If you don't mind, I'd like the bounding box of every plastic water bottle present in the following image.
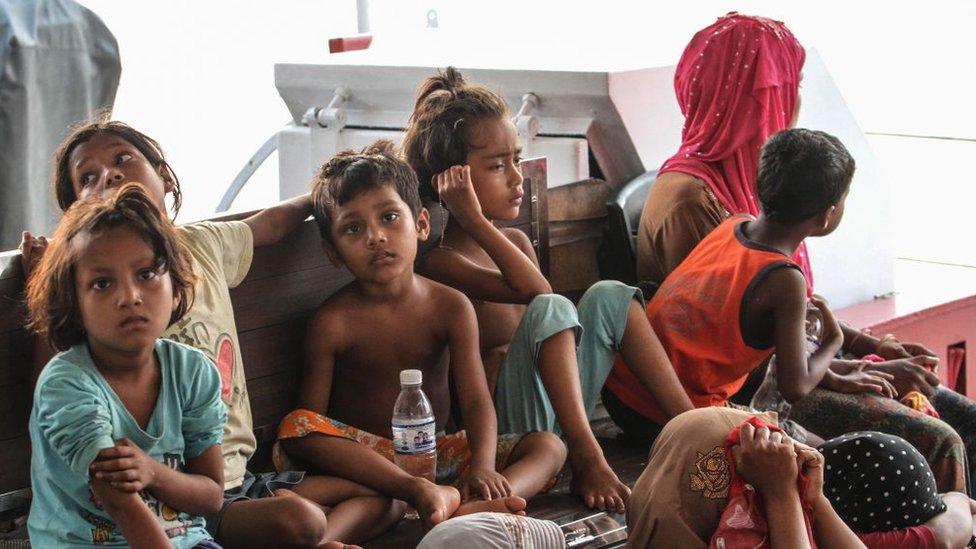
[750,303,824,444]
[392,369,436,482]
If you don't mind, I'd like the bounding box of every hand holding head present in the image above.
[731,423,798,496]
[434,165,484,226]
[794,442,825,506]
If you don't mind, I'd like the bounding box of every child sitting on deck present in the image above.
[276,141,567,527]
[29,119,381,548]
[401,67,694,514]
[26,184,225,548]
[606,129,870,438]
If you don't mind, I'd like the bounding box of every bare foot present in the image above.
[320,542,361,549]
[570,455,630,514]
[454,495,527,517]
[409,478,461,527]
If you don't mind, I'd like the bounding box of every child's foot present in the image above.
[570,454,630,514]
[409,478,461,527]
[454,495,527,517]
[321,542,362,549]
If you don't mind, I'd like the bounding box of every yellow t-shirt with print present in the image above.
[164,221,254,489]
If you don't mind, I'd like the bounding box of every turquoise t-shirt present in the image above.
[28,339,227,548]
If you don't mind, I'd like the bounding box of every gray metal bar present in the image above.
[216,134,279,213]
[356,0,370,33]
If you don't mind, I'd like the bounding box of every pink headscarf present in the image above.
[661,13,812,290]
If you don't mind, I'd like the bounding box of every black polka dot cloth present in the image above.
[820,431,946,533]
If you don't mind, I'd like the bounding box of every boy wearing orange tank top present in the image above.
[605,129,859,439]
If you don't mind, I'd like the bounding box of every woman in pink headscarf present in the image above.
[635,12,810,288]
[633,12,931,402]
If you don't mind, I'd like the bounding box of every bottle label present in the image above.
[392,417,436,455]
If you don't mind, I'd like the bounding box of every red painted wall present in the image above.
[838,295,976,397]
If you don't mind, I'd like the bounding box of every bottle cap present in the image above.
[400,369,422,385]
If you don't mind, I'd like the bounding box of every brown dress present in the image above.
[626,407,776,548]
[635,172,727,285]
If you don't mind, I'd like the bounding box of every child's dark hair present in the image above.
[53,118,182,216]
[26,183,195,351]
[311,140,422,247]
[757,128,855,225]
[401,67,509,202]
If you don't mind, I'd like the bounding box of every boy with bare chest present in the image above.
[319,280,455,435]
[276,141,565,532]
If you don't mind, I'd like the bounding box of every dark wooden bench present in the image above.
[0,158,641,547]
[0,246,32,543]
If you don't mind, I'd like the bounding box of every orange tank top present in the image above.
[605,216,799,425]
